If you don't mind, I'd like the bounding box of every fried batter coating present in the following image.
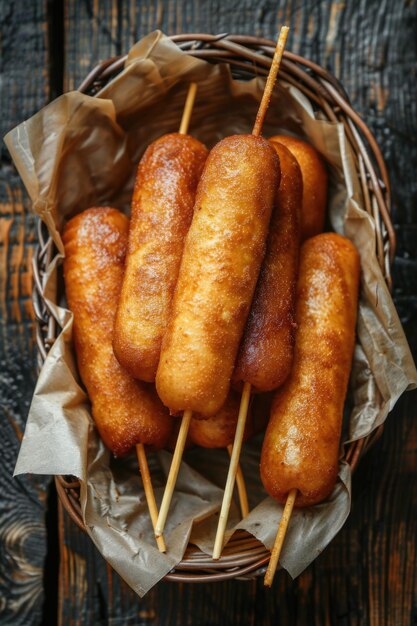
[261,233,359,506]
[270,135,327,241]
[234,141,302,392]
[114,134,208,382]
[156,135,280,416]
[63,207,173,456]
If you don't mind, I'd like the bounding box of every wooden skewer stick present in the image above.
[136,443,167,553]
[213,383,253,558]
[212,27,290,561]
[227,445,249,518]
[264,488,297,587]
[252,26,289,137]
[155,409,192,537]
[179,82,198,135]
[213,382,251,559]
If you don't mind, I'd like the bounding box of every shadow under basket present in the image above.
[32,34,394,583]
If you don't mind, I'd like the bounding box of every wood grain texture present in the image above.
[0,169,50,626]
[64,0,120,91]
[1,0,416,624]
[0,1,50,160]
[0,1,52,624]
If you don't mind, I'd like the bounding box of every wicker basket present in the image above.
[32,34,394,583]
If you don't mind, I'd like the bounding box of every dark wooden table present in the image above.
[1,1,416,625]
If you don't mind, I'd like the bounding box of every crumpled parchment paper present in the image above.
[5,31,416,596]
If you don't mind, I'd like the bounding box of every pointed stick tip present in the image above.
[252,25,290,137]
[264,488,297,587]
[136,443,167,552]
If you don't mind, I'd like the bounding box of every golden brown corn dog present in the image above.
[63,207,173,456]
[113,134,208,382]
[269,135,327,241]
[260,233,360,506]
[156,135,280,417]
[233,141,302,393]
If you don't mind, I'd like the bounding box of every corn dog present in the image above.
[269,135,327,241]
[156,135,280,416]
[63,207,173,456]
[113,134,208,382]
[233,141,302,393]
[260,233,360,506]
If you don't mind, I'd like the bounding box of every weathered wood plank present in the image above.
[0,1,50,159]
[0,169,50,626]
[64,0,120,91]
[0,1,52,624]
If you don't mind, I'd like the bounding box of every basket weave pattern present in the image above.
[32,34,394,582]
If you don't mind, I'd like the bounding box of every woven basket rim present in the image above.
[33,33,392,583]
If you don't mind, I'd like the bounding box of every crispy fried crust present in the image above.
[189,392,251,449]
[156,135,280,416]
[260,233,360,506]
[63,207,173,456]
[269,135,327,241]
[113,134,208,383]
[189,391,271,449]
[233,142,302,392]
